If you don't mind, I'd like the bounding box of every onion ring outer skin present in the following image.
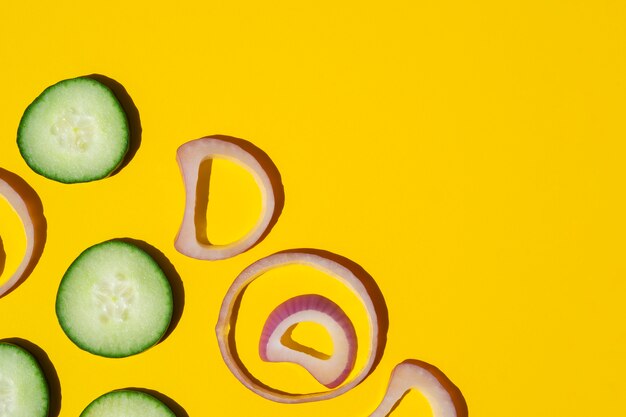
[216,250,383,403]
[0,176,37,297]
[175,137,278,260]
[369,360,468,417]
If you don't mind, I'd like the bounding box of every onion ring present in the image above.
[0,169,45,297]
[370,360,468,417]
[175,136,283,260]
[216,250,386,403]
[259,294,357,389]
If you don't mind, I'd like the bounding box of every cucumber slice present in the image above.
[80,390,175,417]
[17,77,129,183]
[0,342,49,417]
[56,240,173,358]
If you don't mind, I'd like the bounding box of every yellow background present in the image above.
[1,1,626,416]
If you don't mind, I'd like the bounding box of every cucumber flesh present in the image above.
[0,342,49,417]
[80,390,175,417]
[56,240,173,358]
[17,77,129,183]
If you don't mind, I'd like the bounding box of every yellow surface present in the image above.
[1,1,625,416]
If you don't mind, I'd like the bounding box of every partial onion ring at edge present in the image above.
[370,360,468,417]
[175,136,283,260]
[216,250,388,403]
[0,169,46,297]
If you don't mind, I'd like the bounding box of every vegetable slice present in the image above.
[175,136,282,260]
[370,360,468,417]
[0,342,49,417]
[80,390,175,417]
[259,294,357,389]
[17,77,129,183]
[56,240,173,358]
[216,250,386,403]
[0,171,45,298]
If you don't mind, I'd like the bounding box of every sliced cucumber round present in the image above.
[17,77,129,183]
[80,390,175,417]
[56,240,173,358]
[0,342,49,417]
